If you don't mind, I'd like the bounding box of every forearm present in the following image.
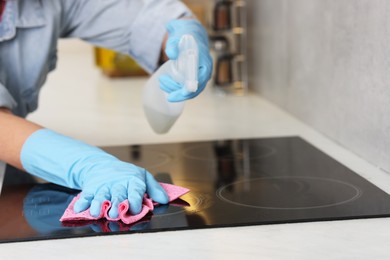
[0,108,42,169]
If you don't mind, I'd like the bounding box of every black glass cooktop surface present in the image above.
[1,136,390,243]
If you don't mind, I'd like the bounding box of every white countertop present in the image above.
[1,40,390,259]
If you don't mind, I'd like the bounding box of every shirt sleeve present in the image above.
[60,0,192,73]
[0,82,17,110]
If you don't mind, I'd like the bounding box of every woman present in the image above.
[0,0,212,219]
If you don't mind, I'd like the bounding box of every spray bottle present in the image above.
[143,34,199,134]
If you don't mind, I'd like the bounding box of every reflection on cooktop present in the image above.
[1,136,390,243]
[102,145,172,170]
[183,141,276,161]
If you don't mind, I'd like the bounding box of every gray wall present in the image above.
[247,0,390,172]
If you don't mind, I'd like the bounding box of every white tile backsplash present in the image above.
[247,0,390,173]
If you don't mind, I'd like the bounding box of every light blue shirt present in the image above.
[0,0,190,117]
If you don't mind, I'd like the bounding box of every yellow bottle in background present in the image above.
[94,47,148,77]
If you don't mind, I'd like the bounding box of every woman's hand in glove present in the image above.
[73,161,168,218]
[159,19,213,102]
[21,129,169,218]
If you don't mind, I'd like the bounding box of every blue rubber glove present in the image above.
[20,129,169,218]
[159,19,213,102]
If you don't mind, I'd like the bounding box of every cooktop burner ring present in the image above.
[182,143,277,161]
[216,176,363,210]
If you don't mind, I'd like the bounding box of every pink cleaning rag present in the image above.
[60,183,190,224]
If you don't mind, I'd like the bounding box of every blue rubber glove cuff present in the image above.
[20,129,96,189]
[159,19,213,102]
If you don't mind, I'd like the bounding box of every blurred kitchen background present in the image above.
[28,0,390,175]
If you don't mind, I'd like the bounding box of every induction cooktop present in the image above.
[1,136,390,243]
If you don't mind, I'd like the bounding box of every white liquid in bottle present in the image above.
[143,107,180,134]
